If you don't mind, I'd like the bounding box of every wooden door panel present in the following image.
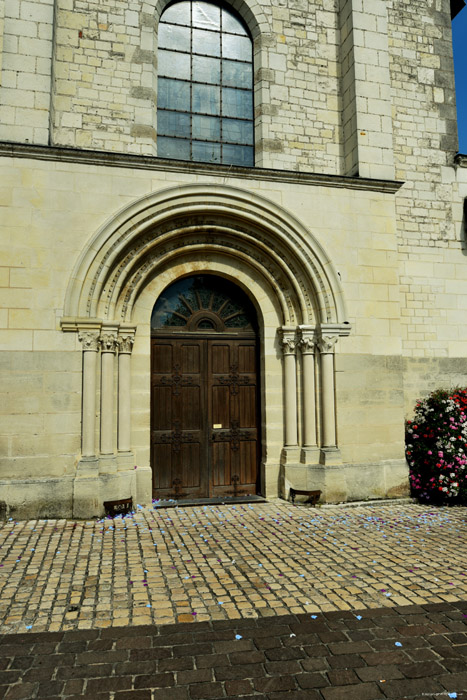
[151,338,206,498]
[238,344,256,372]
[181,443,201,487]
[152,386,172,430]
[152,334,259,499]
[181,343,201,373]
[152,444,173,489]
[181,386,202,430]
[212,442,230,486]
[211,344,231,374]
[208,338,259,497]
[212,385,230,427]
[237,385,256,427]
[152,343,173,373]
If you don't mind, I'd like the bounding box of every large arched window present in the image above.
[157,0,254,166]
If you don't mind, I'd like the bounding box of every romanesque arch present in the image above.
[62,184,350,509]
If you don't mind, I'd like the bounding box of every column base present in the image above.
[319,447,342,466]
[280,446,300,466]
[73,457,100,518]
[300,446,320,464]
[99,454,118,474]
[117,451,135,471]
[135,466,152,506]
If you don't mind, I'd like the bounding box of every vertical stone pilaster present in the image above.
[299,326,319,463]
[117,327,136,469]
[339,0,394,180]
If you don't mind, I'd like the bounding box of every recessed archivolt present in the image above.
[63,184,347,327]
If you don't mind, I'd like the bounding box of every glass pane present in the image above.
[158,78,190,111]
[193,114,220,140]
[193,55,220,84]
[222,8,248,36]
[193,1,220,30]
[222,87,252,118]
[222,118,253,145]
[193,28,220,56]
[222,34,251,61]
[152,274,256,330]
[161,2,191,26]
[222,59,252,88]
[193,141,221,163]
[159,24,191,52]
[158,136,191,160]
[193,83,220,115]
[222,144,254,166]
[158,50,190,80]
[158,110,191,138]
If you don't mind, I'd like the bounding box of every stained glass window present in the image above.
[151,275,257,331]
[157,0,254,167]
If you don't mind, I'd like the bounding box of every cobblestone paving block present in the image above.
[1,503,467,634]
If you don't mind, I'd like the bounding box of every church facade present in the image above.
[0,0,466,519]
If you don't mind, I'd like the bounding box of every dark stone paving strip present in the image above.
[0,601,467,699]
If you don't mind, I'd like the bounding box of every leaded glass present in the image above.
[157,0,254,166]
[158,111,191,138]
[159,24,190,51]
[151,275,257,332]
[158,50,190,80]
[222,60,251,89]
[192,114,220,141]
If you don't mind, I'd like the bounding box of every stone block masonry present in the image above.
[0,0,55,144]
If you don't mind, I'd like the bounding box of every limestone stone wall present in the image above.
[0,0,54,144]
[0,153,408,515]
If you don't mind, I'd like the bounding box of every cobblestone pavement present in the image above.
[1,602,467,699]
[1,502,466,635]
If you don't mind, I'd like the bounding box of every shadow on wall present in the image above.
[462,198,467,255]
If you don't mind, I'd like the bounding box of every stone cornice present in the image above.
[455,154,467,168]
[0,141,404,194]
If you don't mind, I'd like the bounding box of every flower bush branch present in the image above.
[406,388,467,504]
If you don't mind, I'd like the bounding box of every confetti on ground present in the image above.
[0,502,466,633]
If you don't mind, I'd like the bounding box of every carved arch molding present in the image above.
[61,184,351,473]
[62,183,348,327]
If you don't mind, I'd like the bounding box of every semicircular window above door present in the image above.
[151,274,257,333]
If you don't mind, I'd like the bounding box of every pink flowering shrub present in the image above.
[406,388,467,504]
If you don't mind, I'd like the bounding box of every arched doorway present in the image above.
[150,274,260,499]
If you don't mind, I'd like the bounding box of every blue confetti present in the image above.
[311,615,317,619]
[355,615,362,620]
[235,634,242,640]
[395,642,402,647]
[448,694,457,698]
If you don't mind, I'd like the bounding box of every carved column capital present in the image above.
[100,331,119,353]
[117,332,135,355]
[78,330,101,352]
[317,334,339,354]
[299,327,316,355]
[280,327,298,356]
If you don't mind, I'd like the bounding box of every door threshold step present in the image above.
[151,495,267,508]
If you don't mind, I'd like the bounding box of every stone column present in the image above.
[78,330,101,459]
[280,328,299,462]
[317,328,342,466]
[99,326,119,471]
[117,327,135,469]
[299,326,319,463]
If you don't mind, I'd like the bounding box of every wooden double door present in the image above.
[151,335,260,499]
